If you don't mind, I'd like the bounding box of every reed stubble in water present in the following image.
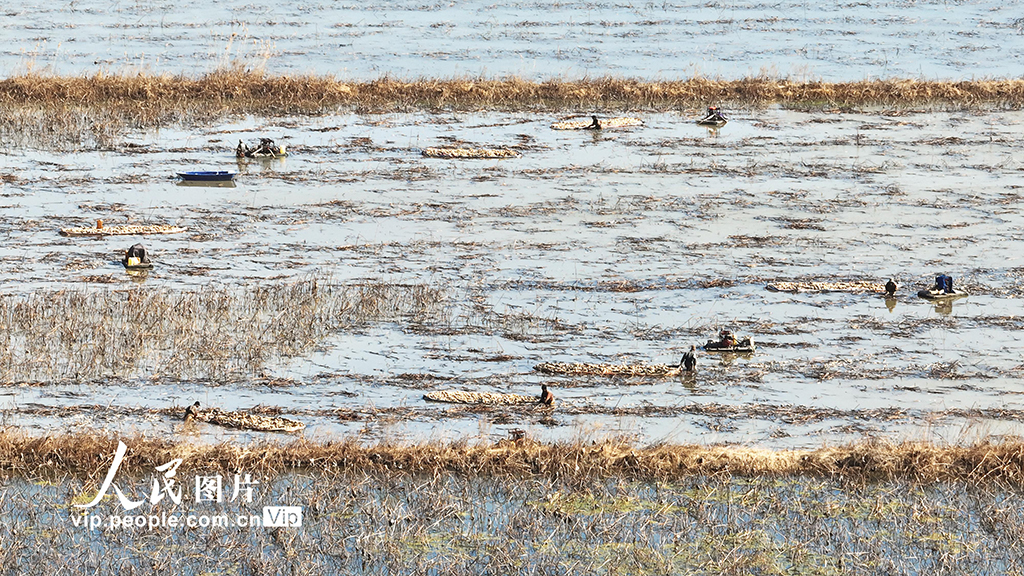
[3,434,1024,573]
[0,276,447,383]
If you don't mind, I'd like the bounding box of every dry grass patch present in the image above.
[5,432,1024,486]
[5,72,1024,149]
[0,275,447,383]
[5,73,1024,113]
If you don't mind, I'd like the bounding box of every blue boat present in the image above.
[176,171,237,182]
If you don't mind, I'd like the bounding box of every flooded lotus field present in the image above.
[5,1,1024,571]
[1,107,1022,448]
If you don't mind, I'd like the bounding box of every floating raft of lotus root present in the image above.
[918,289,968,300]
[550,117,644,130]
[704,337,756,353]
[765,281,886,293]
[59,224,187,237]
[197,407,305,432]
[422,147,521,159]
[423,390,538,405]
[534,362,680,377]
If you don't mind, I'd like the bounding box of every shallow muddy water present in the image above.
[0,108,1022,447]
[2,0,1024,80]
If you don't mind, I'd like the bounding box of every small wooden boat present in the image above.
[122,260,153,271]
[697,106,728,127]
[917,288,968,300]
[177,171,237,182]
[703,337,756,353]
[697,117,727,128]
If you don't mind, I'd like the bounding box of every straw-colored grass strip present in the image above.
[3,433,1024,486]
[6,73,1024,119]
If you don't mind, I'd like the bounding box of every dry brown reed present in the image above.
[7,431,1024,486]
[7,71,1024,149]
[4,72,1024,120]
[0,275,447,383]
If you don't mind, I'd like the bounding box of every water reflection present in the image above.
[677,372,698,393]
[125,269,150,283]
[713,352,755,367]
[236,156,287,173]
[885,297,898,313]
[176,180,237,188]
[917,294,968,315]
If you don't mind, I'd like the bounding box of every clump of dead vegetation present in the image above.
[6,431,1024,486]
[0,275,447,383]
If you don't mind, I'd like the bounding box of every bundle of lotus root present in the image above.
[423,390,538,405]
[60,223,187,237]
[197,407,305,432]
[422,147,521,159]
[765,281,886,293]
[533,362,679,377]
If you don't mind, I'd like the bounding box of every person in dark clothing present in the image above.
[680,345,697,371]
[538,384,554,405]
[183,401,201,422]
[122,243,150,268]
[933,275,954,294]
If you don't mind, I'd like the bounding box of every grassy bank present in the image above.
[3,71,1024,118]
[5,70,1023,149]
[5,432,1024,485]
